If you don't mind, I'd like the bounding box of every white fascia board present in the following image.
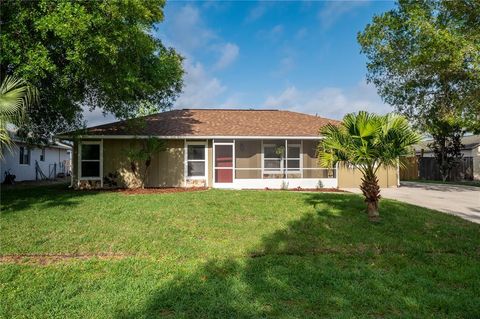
[57,135,325,140]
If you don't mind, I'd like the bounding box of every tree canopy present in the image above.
[358,0,480,133]
[1,0,184,140]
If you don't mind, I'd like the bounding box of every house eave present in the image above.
[56,134,325,140]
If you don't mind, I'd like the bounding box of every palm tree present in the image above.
[318,111,420,221]
[0,75,39,158]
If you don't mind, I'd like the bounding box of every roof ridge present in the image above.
[181,108,279,111]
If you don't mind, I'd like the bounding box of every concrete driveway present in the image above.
[344,181,480,224]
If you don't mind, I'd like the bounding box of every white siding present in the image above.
[0,143,71,182]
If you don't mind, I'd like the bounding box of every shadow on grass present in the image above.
[115,193,479,318]
[0,183,100,214]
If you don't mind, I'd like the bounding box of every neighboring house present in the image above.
[413,135,480,181]
[1,137,72,182]
[59,109,398,189]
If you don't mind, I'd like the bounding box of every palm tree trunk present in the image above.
[360,169,381,221]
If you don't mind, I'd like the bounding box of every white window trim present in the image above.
[78,140,103,184]
[185,141,208,180]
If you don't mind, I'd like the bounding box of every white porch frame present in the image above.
[212,140,235,188]
[212,138,337,189]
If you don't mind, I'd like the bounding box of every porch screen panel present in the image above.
[302,140,336,178]
[286,140,301,178]
[302,140,318,169]
[235,140,261,179]
[263,140,285,178]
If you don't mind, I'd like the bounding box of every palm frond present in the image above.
[0,75,39,159]
[0,75,38,119]
[319,111,419,172]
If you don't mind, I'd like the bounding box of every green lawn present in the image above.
[1,184,479,318]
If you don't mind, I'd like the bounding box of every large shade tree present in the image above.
[358,0,480,179]
[0,0,184,141]
[0,75,39,158]
[318,112,420,221]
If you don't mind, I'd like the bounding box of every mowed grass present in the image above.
[1,184,479,318]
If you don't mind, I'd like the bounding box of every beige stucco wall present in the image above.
[337,162,398,188]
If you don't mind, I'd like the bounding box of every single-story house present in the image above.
[59,109,399,189]
[1,132,72,182]
[413,134,480,180]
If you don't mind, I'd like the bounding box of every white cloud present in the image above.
[257,24,284,42]
[318,1,370,29]
[272,55,295,77]
[175,60,226,108]
[166,5,216,53]
[295,27,308,39]
[245,3,268,23]
[215,43,239,70]
[264,80,391,119]
[159,4,239,108]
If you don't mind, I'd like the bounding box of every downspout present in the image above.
[183,138,187,188]
[69,145,74,188]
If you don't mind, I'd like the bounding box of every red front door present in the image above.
[215,144,233,183]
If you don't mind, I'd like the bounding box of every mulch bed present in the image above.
[246,187,346,193]
[287,187,345,192]
[115,187,209,195]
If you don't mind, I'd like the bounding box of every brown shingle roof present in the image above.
[75,109,339,137]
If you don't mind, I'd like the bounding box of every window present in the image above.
[187,143,206,178]
[40,148,45,161]
[19,146,30,165]
[263,142,301,174]
[80,142,101,178]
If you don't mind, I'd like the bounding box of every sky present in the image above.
[84,0,396,126]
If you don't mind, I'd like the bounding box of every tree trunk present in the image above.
[141,159,151,189]
[360,170,381,221]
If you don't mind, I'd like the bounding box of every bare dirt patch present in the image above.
[0,253,135,265]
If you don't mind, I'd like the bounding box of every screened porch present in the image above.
[212,139,337,189]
